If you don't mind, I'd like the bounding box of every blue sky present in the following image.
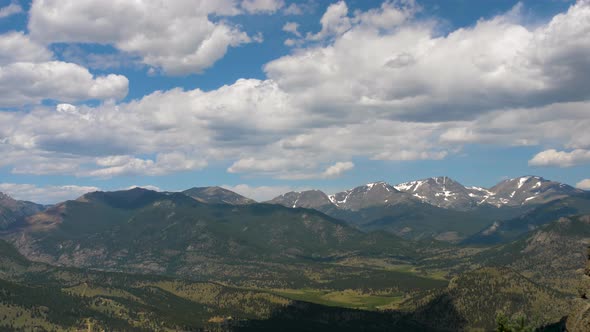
[0,0,588,203]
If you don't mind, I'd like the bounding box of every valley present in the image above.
[0,176,588,331]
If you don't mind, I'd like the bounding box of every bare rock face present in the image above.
[567,245,590,331]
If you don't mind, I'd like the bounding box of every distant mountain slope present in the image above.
[183,186,256,205]
[463,193,590,244]
[6,188,413,279]
[0,192,44,230]
[472,214,590,294]
[355,203,494,241]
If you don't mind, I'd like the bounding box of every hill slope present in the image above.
[472,214,590,294]
[404,267,571,331]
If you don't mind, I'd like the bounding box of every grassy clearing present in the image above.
[268,288,405,310]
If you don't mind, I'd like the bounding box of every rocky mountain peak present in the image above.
[488,175,582,206]
[0,191,15,202]
[0,191,45,229]
[328,182,413,211]
[394,176,477,210]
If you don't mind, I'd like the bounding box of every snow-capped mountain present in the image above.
[394,176,583,209]
[268,183,416,211]
[393,177,479,211]
[485,176,584,206]
[268,176,583,213]
[328,182,416,211]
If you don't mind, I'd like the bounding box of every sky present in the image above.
[0,0,589,204]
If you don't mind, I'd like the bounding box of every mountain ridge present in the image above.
[0,191,45,230]
[268,175,584,213]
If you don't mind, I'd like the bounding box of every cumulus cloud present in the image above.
[0,1,589,180]
[86,153,207,178]
[282,22,301,37]
[307,1,351,40]
[0,31,52,64]
[322,161,354,178]
[267,0,590,121]
[0,61,128,107]
[241,0,284,13]
[529,149,590,167]
[283,3,304,15]
[0,32,128,107]
[0,183,99,204]
[439,101,590,149]
[0,2,23,19]
[28,0,262,75]
[577,179,590,190]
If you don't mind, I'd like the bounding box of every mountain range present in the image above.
[0,175,588,330]
[266,176,585,241]
[270,176,583,212]
[1,175,586,244]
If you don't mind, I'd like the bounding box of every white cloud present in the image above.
[0,32,128,107]
[529,149,590,167]
[283,22,301,37]
[283,3,304,15]
[0,1,589,180]
[241,0,284,13]
[0,183,99,204]
[267,0,590,121]
[0,2,23,19]
[576,179,590,190]
[0,31,52,65]
[439,101,590,149]
[28,0,260,75]
[86,153,207,178]
[307,1,351,40]
[322,161,354,178]
[227,156,316,179]
[0,61,128,107]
